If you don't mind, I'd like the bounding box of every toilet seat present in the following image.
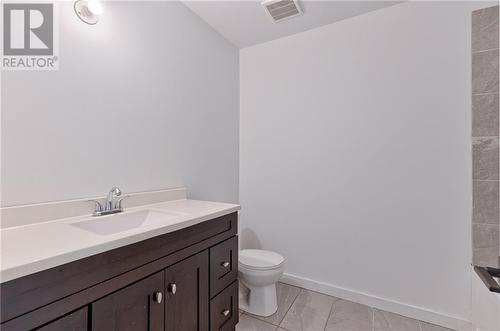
[239,249,284,271]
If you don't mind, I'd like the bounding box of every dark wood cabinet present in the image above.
[209,236,238,298]
[165,251,209,331]
[0,212,238,331]
[35,307,88,331]
[92,271,165,331]
[210,281,239,331]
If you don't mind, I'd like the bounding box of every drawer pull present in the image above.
[153,291,162,304]
[221,261,230,268]
[221,309,230,317]
[167,283,177,294]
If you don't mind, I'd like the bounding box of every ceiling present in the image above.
[182,1,402,48]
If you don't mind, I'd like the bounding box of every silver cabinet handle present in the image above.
[168,283,177,294]
[221,261,230,268]
[221,309,230,317]
[153,291,162,303]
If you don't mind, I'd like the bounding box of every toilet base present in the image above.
[239,281,278,317]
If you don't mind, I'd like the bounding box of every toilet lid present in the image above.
[239,249,284,270]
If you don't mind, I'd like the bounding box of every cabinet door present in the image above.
[165,250,209,331]
[35,307,88,331]
[92,271,164,331]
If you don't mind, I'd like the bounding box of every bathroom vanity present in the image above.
[0,196,239,331]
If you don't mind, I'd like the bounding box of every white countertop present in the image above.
[0,199,240,283]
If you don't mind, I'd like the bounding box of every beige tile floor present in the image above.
[237,283,455,331]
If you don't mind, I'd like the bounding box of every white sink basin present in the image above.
[70,210,181,235]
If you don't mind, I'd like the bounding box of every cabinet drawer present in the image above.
[210,236,238,298]
[210,281,238,331]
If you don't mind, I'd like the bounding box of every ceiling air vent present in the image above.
[262,0,303,23]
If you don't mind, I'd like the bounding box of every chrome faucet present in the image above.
[105,187,122,211]
[88,187,127,216]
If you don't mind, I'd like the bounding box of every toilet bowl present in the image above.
[238,249,285,317]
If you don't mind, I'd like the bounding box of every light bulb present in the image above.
[87,0,103,15]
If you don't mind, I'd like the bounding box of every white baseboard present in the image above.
[280,273,472,331]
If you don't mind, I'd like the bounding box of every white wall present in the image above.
[1,1,239,207]
[240,1,494,327]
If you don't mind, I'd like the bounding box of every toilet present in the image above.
[238,249,285,317]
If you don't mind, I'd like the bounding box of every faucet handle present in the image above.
[87,200,103,213]
[110,187,122,197]
[115,196,129,210]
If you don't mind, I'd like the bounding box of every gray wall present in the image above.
[1,1,239,206]
[471,5,500,267]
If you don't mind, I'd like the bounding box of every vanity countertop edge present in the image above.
[0,198,240,283]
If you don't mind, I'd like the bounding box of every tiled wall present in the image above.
[472,5,499,267]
